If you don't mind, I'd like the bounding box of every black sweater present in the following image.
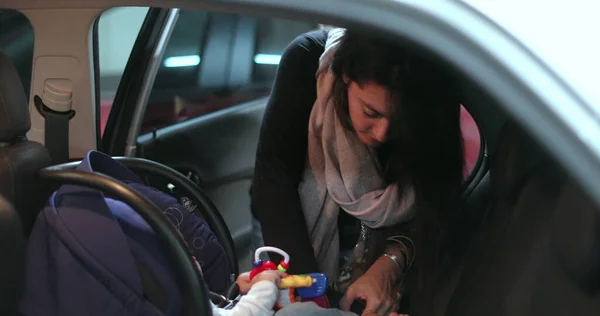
[251,30,330,274]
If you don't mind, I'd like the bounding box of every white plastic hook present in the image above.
[254,246,290,265]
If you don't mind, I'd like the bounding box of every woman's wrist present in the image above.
[385,236,414,270]
[367,253,403,284]
[380,247,407,282]
[382,253,405,279]
[384,235,415,269]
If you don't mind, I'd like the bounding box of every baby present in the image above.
[210,270,282,316]
[212,270,407,316]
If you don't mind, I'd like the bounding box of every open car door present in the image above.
[100,7,318,270]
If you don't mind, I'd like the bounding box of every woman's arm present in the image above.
[339,222,415,315]
[251,30,327,274]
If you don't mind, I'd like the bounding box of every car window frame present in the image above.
[99,6,486,180]
[139,11,318,134]
[100,7,179,157]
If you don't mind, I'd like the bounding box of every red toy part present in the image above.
[250,261,278,280]
[279,260,289,271]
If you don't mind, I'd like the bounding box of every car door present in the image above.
[99,7,484,271]
[100,7,318,270]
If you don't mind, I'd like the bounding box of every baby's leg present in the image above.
[275,302,358,316]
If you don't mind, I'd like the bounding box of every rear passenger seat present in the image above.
[444,120,600,315]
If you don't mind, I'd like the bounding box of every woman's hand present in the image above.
[339,255,403,316]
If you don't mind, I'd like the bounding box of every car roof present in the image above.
[463,0,600,112]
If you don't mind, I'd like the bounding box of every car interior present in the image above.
[1,3,600,316]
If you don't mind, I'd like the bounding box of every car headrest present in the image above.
[490,120,549,204]
[0,51,30,142]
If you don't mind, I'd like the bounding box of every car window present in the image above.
[96,8,482,177]
[136,10,318,134]
[0,9,34,99]
[0,9,479,181]
[97,7,149,136]
[96,8,318,135]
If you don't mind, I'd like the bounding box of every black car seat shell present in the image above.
[0,51,52,236]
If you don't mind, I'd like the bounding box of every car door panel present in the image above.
[98,6,318,271]
[137,98,267,270]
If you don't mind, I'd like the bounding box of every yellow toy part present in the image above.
[279,275,315,288]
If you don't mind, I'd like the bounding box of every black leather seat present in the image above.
[0,195,26,315]
[443,121,600,315]
[0,51,52,236]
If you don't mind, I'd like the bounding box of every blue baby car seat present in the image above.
[20,150,231,315]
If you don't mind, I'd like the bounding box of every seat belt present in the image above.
[34,79,75,165]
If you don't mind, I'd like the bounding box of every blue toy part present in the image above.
[296,273,328,298]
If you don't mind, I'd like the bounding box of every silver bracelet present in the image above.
[382,253,404,278]
[386,235,415,269]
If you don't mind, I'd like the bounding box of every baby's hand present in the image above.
[236,270,287,294]
[236,272,252,294]
[251,270,285,287]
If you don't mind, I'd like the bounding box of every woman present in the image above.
[251,28,464,315]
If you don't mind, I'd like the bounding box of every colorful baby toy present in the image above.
[250,246,329,308]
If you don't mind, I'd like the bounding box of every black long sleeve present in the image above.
[251,30,327,274]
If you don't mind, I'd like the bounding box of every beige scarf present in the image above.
[298,28,415,280]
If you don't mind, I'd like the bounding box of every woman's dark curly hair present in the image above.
[328,29,465,285]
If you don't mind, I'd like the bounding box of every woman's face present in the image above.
[346,80,394,147]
